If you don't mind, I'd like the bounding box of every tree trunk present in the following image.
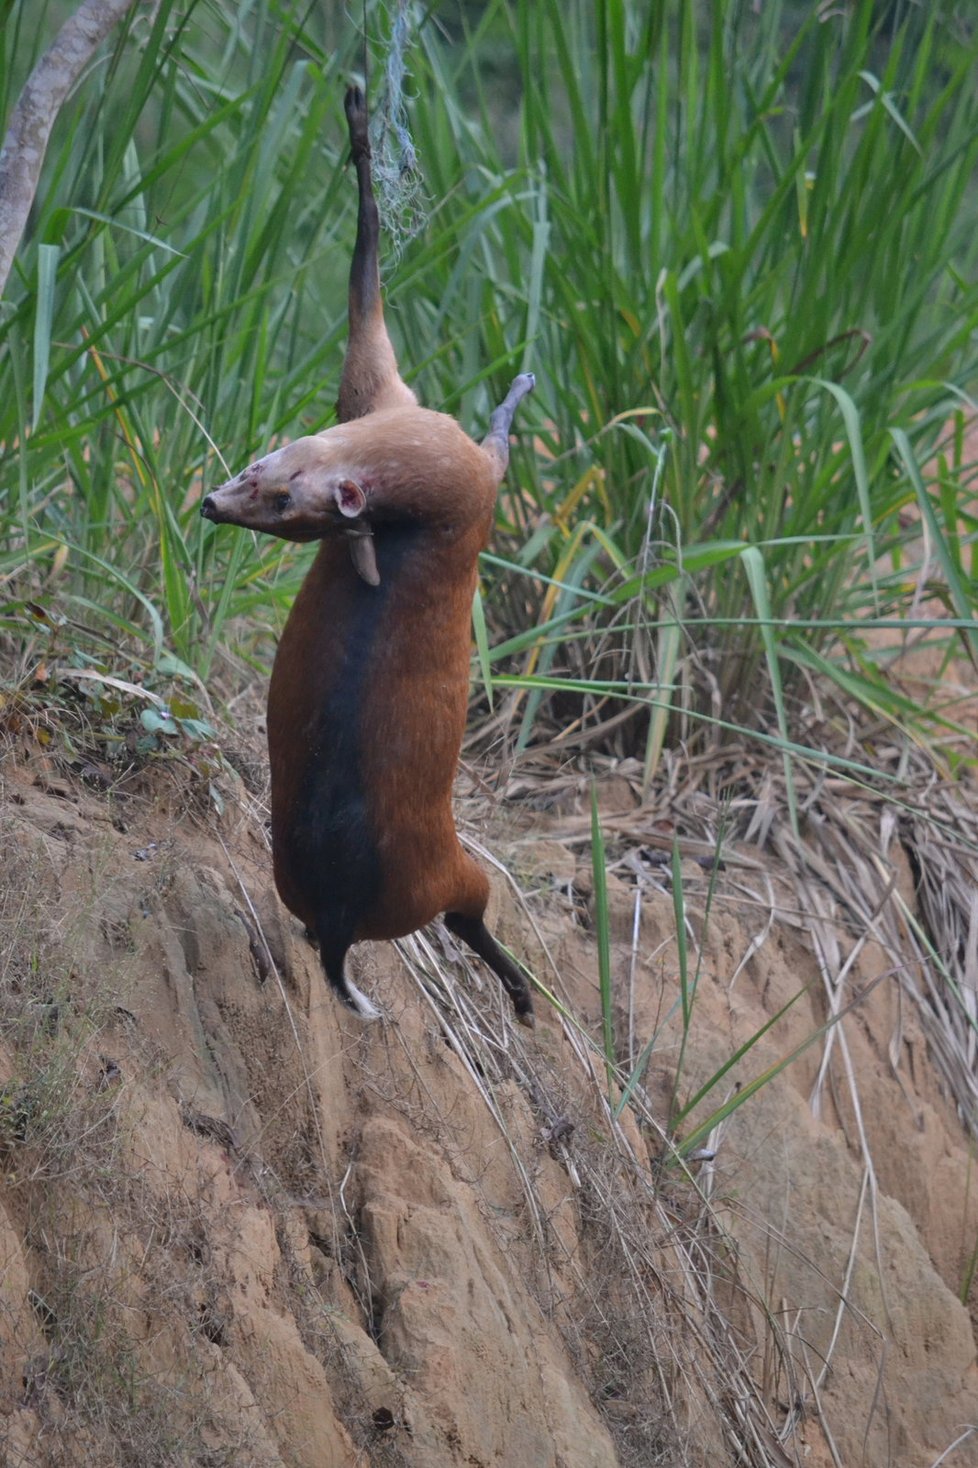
[0,0,135,300]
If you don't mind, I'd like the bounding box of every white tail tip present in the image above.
[344,980,382,1021]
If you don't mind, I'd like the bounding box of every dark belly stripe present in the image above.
[285,522,422,947]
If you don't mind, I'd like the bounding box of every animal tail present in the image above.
[317,924,381,1021]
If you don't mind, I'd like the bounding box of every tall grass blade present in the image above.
[31,243,59,430]
[590,783,616,1093]
[891,427,978,665]
[741,545,798,837]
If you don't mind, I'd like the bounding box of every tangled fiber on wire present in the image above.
[369,0,427,254]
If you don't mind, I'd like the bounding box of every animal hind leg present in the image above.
[444,910,535,1027]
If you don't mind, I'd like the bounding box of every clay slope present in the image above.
[0,752,975,1467]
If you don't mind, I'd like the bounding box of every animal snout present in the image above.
[200,493,220,521]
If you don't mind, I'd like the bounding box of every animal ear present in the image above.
[333,478,367,518]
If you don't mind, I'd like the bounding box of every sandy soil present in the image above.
[0,741,975,1467]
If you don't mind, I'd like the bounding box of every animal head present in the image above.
[202,407,501,551]
[200,434,370,544]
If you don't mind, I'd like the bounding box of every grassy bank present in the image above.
[1,0,976,763]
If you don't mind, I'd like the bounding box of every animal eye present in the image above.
[274,492,292,513]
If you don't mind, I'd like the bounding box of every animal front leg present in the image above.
[336,85,417,423]
[482,373,536,478]
[342,85,382,362]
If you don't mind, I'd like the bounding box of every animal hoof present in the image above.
[344,85,369,153]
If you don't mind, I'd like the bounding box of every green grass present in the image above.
[1,0,977,762]
[3,12,978,1449]
[2,1,368,682]
[411,0,978,754]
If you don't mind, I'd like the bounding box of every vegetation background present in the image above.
[2,0,976,763]
[3,4,978,1463]
[2,0,978,1157]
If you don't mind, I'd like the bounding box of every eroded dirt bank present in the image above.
[0,751,976,1467]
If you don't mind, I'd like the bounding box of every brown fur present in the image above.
[201,88,535,1024]
[259,410,499,943]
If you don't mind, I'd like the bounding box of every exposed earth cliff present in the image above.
[0,732,976,1467]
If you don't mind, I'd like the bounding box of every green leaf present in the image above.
[140,707,178,736]
[471,586,493,710]
[740,545,798,837]
[590,784,615,1094]
[32,245,59,430]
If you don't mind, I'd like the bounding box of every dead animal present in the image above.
[202,86,535,1025]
